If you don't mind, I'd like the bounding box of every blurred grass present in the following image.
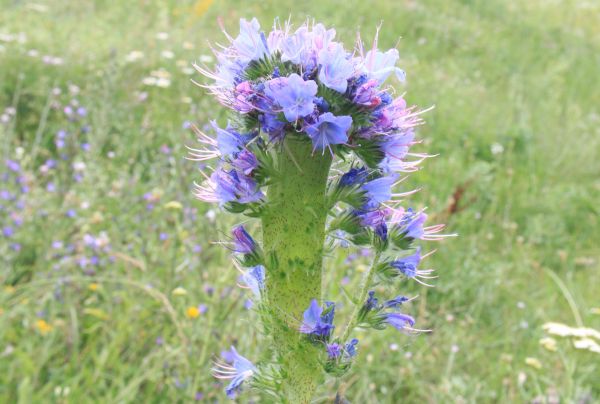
[0,0,599,402]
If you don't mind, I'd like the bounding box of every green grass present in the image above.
[1,0,599,402]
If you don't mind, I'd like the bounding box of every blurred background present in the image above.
[1,0,599,402]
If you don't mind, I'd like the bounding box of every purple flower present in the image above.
[205,168,263,205]
[402,211,427,239]
[383,295,410,309]
[2,226,14,237]
[355,208,388,229]
[280,27,312,65]
[240,265,265,297]
[353,78,382,107]
[259,112,285,139]
[233,81,256,113]
[299,299,335,339]
[361,175,396,208]
[305,113,352,152]
[390,248,421,278]
[212,121,255,157]
[361,49,406,83]
[364,290,379,311]
[231,150,258,176]
[264,74,317,122]
[6,160,20,172]
[232,18,269,63]
[213,346,257,399]
[232,225,256,254]
[326,343,342,359]
[317,43,354,93]
[384,312,415,331]
[345,338,359,358]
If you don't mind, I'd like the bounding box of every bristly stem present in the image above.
[341,251,382,343]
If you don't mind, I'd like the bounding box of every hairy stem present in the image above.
[340,251,382,343]
[261,135,332,403]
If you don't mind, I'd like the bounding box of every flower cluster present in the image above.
[192,18,428,212]
[192,17,453,400]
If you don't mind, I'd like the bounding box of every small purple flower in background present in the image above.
[264,73,317,122]
[3,226,14,237]
[305,112,352,153]
[213,346,257,399]
[159,232,169,241]
[6,160,20,172]
[299,299,335,339]
[232,225,256,254]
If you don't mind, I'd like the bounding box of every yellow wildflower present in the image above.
[186,306,200,319]
[36,319,53,335]
[88,283,100,291]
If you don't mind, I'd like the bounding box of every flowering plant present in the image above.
[191,18,453,402]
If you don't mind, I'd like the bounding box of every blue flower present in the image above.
[384,312,415,331]
[232,225,257,254]
[241,265,265,297]
[383,295,410,309]
[299,299,335,339]
[389,247,436,286]
[231,150,259,176]
[361,49,406,83]
[264,74,317,122]
[213,346,257,399]
[305,112,352,152]
[280,26,312,65]
[361,175,396,208]
[364,290,379,311]
[232,18,269,63]
[212,121,255,157]
[326,343,342,359]
[390,248,421,278]
[208,168,263,204]
[258,112,286,140]
[317,43,354,93]
[339,167,368,187]
[344,338,359,358]
[399,211,427,239]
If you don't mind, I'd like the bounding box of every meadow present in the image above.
[1,0,599,402]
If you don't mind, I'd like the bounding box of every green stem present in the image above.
[261,135,333,403]
[340,251,381,343]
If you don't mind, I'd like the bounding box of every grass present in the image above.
[1,0,599,402]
